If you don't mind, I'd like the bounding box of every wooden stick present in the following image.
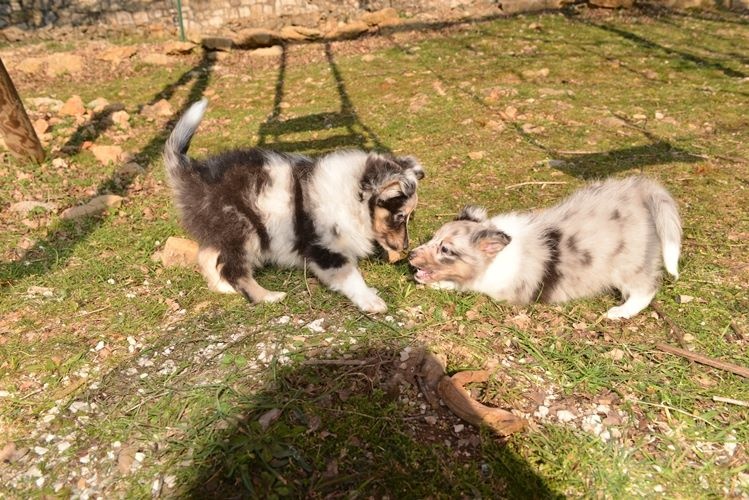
[712,396,749,408]
[504,181,568,190]
[651,301,687,349]
[656,343,749,379]
[302,359,370,366]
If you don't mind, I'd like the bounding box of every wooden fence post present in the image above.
[0,57,45,163]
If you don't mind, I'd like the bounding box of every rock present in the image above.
[655,111,665,120]
[45,53,83,77]
[233,28,279,48]
[589,0,634,7]
[521,67,550,79]
[162,41,196,55]
[468,151,485,160]
[0,442,18,462]
[258,408,282,431]
[502,105,518,119]
[26,97,64,113]
[0,26,26,43]
[279,25,321,42]
[599,116,627,128]
[111,110,130,128]
[141,53,172,65]
[359,8,400,27]
[117,445,136,474]
[61,194,124,220]
[59,95,86,117]
[99,45,138,63]
[249,46,283,58]
[140,99,172,119]
[33,119,49,136]
[556,410,576,423]
[17,57,44,74]
[362,54,376,63]
[547,159,566,168]
[604,348,625,361]
[91,144,124,165]
[329,21,369,40]
[202,36,233,51]
[116,162,144,177]
[677,294,695,304]
[9,200,58,216]
[87,97,110,113]
[154,236,198,268]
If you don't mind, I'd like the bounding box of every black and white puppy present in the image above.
[409,177,681,319]
[163,99,424,313]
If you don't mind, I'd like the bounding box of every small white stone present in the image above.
[112,441,121,448]
[276,315,291,325]
[134,452,146,462]
[454,424,465,433]
[164,475,177,488]
[305,318,326,333]
[556,410,575,423]
[79,454,90,464]
[654,484,665,493]
[534,405,549,419]
[0,390,10,397]
[424,416,437,425]
[94,341,105,351]
[35,476,45,487]
[34,446,49,456]
[107,278,115,285]
[57,441,71,452]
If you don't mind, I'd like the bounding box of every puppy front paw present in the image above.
[261,291,287,304]
[605,306,631,320]
[355,291,387,314]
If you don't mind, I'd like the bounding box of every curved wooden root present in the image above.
[437,370,526,437]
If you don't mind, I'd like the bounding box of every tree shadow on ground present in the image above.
[0,50,216,287]
[564,9,746,79]
[183,345,560,498]
[256,42,388,155]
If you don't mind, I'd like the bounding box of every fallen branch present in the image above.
[437,370,526,436]
[712,396,749,408]
[656,343,749,379]
[730,321,744,341]
[651,301,687,348]
[504,181,568,190]
[302,359,370,366]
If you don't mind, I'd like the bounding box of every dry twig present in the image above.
[656,343,749,379]
[504,181,568,190]
[712,396,749,408]
[651,301,687,348]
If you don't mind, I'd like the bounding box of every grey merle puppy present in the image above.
[409,176,681,319]
[164,99,424,313]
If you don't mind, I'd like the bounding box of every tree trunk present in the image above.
[0,57,45,163]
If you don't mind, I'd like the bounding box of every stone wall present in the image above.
[0,0,485,32]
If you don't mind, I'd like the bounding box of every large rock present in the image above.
[0,27,26,43]
[154,236,199,268]
[328,21,370,40]
[99,45,138,63]
[59,95,86,117]
[141,53,173,65]
[91,144,124,165]
[9,201,58,216]
[27,97,64,113]
[202,37,233,51]
[60,195,123,220]
[111,110,130,129]
[279,25,321,42]
[17,57,44,74]
[233,28,279,48]
[87,97,110,113]
[45,54,83,77]
[162,41,196,55]
[359,8,400,27]
[249,46,283,58]
[589,0,634,6]
[140,99,172,119]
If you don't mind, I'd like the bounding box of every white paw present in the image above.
[261,291,287,304]
[606,306,632,320]
[428,281,457,290]
[355,292,387,314]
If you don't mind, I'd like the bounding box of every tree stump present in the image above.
[0,57,45,163]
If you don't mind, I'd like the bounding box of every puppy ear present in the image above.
[456,205,488,223]
[470,228,511,257]
[395,155,425,180]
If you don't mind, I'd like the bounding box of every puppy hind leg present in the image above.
[217,245,286,304]
[312,262,387,313]
[197,247,236,294]
[606,287,656,320]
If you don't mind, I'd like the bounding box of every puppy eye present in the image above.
[393,213,406,224]
[439,245,453,256]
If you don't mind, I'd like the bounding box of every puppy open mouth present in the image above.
[413,267,434,283]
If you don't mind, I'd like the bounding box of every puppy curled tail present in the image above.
[163,98,208,183]
[645,180,682,279]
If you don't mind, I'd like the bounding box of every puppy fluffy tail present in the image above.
[163,98,208,182]
[645,180,682,279]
